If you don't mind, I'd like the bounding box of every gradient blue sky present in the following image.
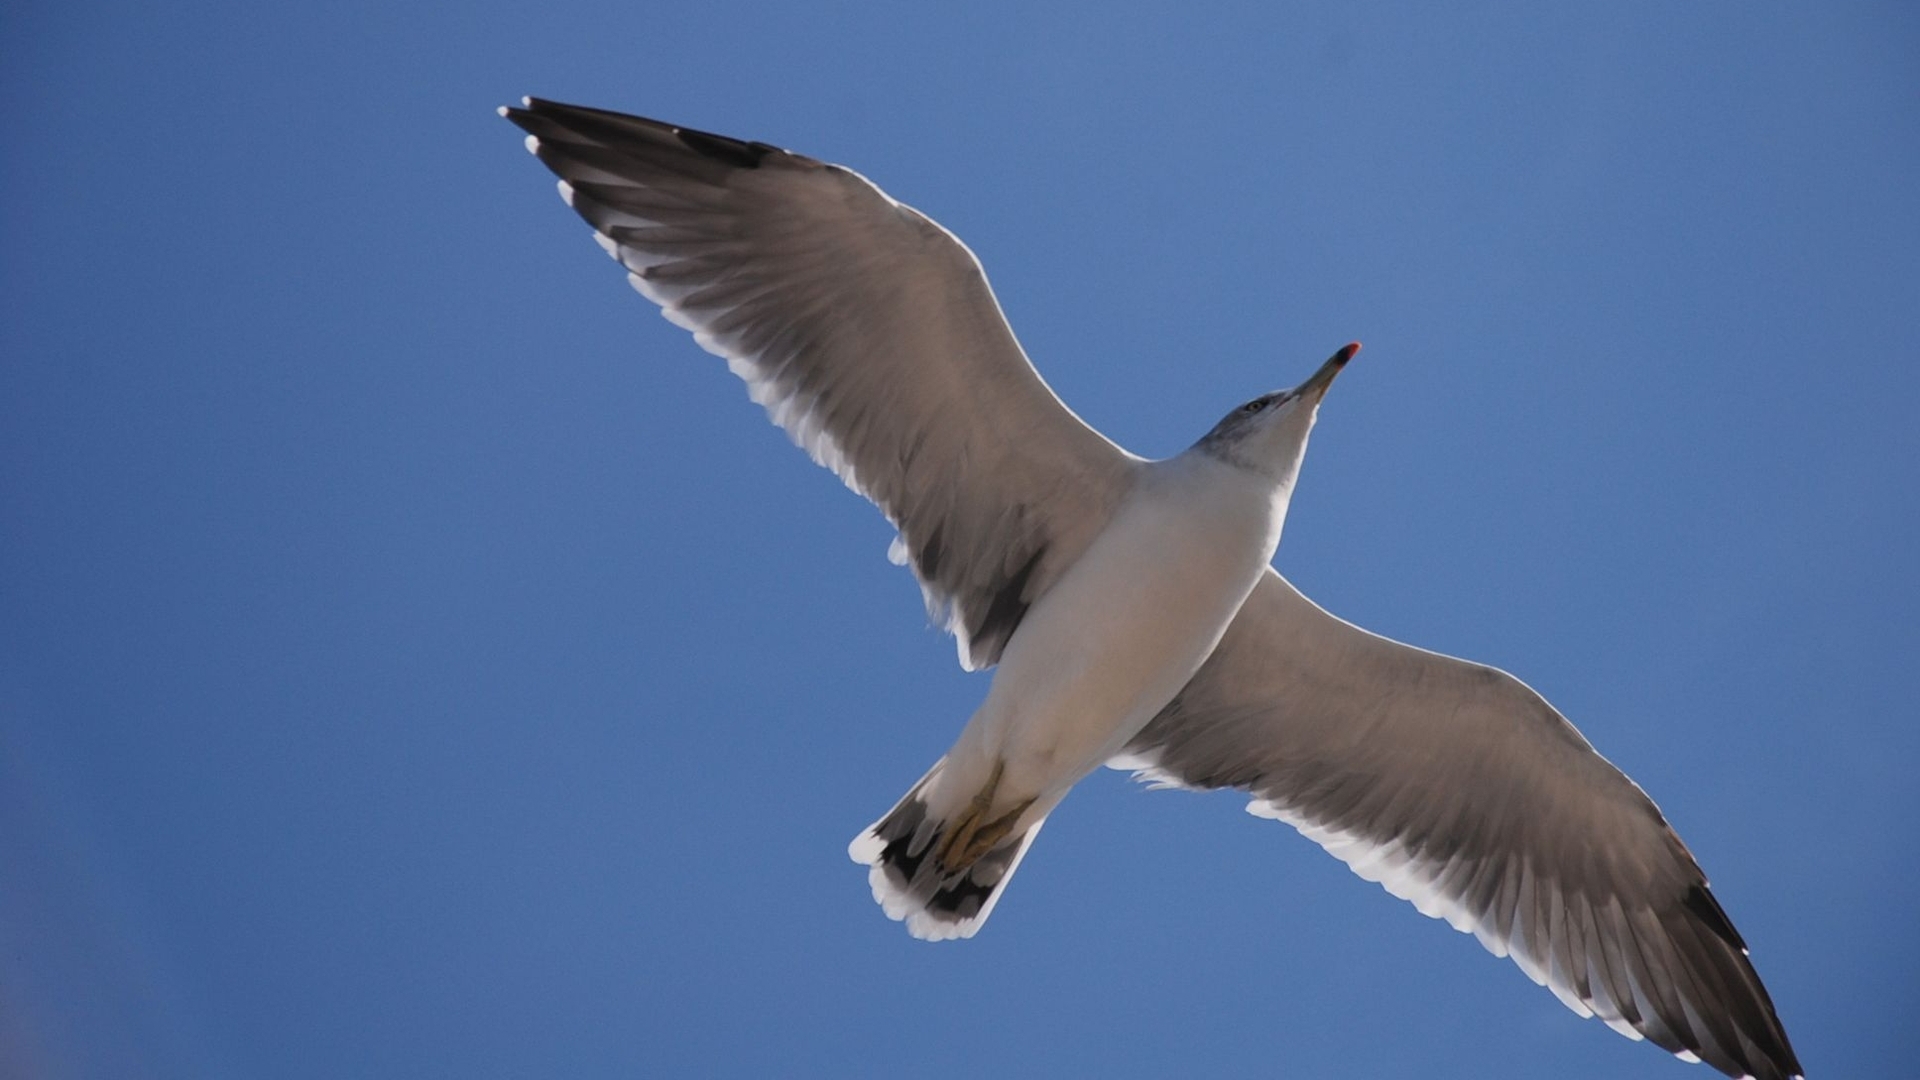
[4,4,1914,1078]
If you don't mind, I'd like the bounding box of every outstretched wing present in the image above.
[1119,570,1801,1080]
[504,99,1141,669]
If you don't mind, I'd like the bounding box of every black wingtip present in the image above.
[500,97,780,169]
[1680,884,1805,1079]
[671,126,776,169]
[1683,882,1749,953]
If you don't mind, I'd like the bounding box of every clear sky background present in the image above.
[3,3,1914,1078]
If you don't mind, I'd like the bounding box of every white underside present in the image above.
[924,453,1287,831]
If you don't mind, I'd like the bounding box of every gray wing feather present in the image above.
[1122,570,1801,1080]
[504,99,1139,669]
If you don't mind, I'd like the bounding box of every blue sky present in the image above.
[3,3,1914,1077]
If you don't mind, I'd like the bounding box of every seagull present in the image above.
[501,98,1802,1080]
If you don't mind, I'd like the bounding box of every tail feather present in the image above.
[848,763,1046,941]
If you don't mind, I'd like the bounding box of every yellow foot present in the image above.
[935,760,1036,870]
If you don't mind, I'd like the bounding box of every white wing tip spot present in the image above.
[557,179,575,207]
[592,232,619,259]
[523,134,540,155]
[496,105,511,118]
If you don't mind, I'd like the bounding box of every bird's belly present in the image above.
[946,483,1277,810]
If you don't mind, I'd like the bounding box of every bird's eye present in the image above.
[1241,399,1267,414]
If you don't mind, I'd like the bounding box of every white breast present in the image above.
[938,453,1286,814]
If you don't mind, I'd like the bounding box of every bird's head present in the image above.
[1193,342,1359,482]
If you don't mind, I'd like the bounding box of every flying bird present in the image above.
[501,97,1802,1080]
